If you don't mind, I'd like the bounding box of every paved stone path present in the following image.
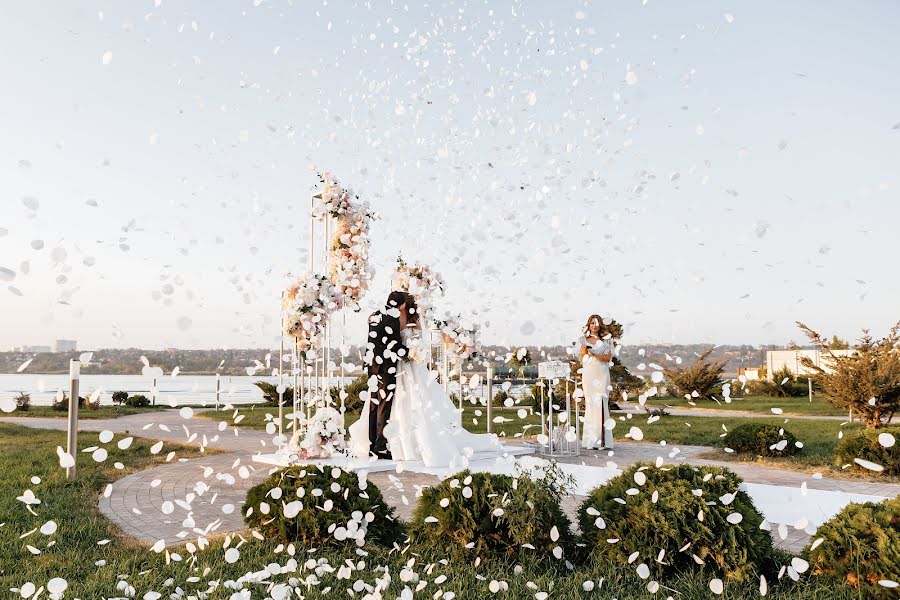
[3,411,898,555]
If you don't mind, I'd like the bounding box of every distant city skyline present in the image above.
[1,1,898,350]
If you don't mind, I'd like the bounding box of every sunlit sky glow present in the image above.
[1,1,898,350]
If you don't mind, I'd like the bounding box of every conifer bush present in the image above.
[578,463,779,582]
[834,426,899,476]
[409,464,574,558]
[243,465,403,547]
[805,497,899,598]
[724,423,801,457]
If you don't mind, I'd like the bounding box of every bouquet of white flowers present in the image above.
[287,406,347,460]
[435,314,480,361]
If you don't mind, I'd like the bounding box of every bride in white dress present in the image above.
[349,306,502,468]
[580,314,614,449]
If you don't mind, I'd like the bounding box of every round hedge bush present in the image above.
[834,427,899,476]
[243,465,403,547]
[723,423,801,457]
[409,467,574,558]
[805,497,899,598]
[577,463,779,583]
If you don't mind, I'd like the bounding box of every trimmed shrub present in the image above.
[834,426,900,476]
[493,389,509,405]
[111,391,129,406]
[243,465,403,548]
[723,423,801,457]
[52,393,86,411]
[805,497,899,598]
[14,392,30,411]
[578,463,779,582]
[126,394,151,408]
[409,464,574,558]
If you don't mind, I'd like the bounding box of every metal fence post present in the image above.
[66,359,80,480]
[486,365,494,433]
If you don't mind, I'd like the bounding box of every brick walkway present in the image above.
[3,412,898,555]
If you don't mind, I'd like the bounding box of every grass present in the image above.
[196,401,893,480]
[641,394,846,416]
[0,422,864,599]
[2,405,168,419]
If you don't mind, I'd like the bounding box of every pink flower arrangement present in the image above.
[282,273,343,351]
[393,256,446,321]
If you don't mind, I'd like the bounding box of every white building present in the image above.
[765,349,854,380]
[54,339,77,353]
[16,345,51,353]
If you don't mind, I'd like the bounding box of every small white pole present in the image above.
[808,377,813,403]
[66,359,80,480]
[215,373,221,411]
[293,339,300,435]
[443,343,450,396]
[151,377,157,406]
[340,312,346,416]
[278,293,285,446]
[486,364,494,434]
[540,381,546,448]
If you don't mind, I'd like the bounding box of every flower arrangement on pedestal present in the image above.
[434,314,480,361]
[282,273,343,351]
[314,172,376,311]
[287,406,347,459]
[393,256,446,320]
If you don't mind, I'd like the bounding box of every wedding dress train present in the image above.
[349,333,501,467]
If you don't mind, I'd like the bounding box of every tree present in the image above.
[797,322,900,429]
[112,391,129,406]
[508,347,532,378]
[828,335,850,350]
[663,350,727,401]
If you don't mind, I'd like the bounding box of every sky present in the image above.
[1,0,898,351]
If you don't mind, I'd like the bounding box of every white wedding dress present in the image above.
[580,336,614,449]
[349,329,501,468]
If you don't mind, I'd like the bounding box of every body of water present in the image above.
[1,373,537,407]
[0,374,359,406]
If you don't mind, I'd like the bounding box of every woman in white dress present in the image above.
[349,299,501,468]
[579,314,613,449]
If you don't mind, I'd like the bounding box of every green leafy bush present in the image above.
[724,423,801,457]
[409,464,574,558]
[52,393,86,411]
[254,381,293,406]
[14,392,30,411]
[126,394,151,408]
[758,367,809,398]
[493,389,509,404]
[530,381,568,413]
[328,375,369,413]
[578,463,779,582]
[663,350,727,400]
[834,426,899,476]
[243,465,403,547]
[805,497,899,598]
[111,391,129,405]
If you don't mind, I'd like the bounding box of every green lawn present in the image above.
[0,422,862,599]
[642,394,846,416]
[3,405,168,419]
[196,403,890,480]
